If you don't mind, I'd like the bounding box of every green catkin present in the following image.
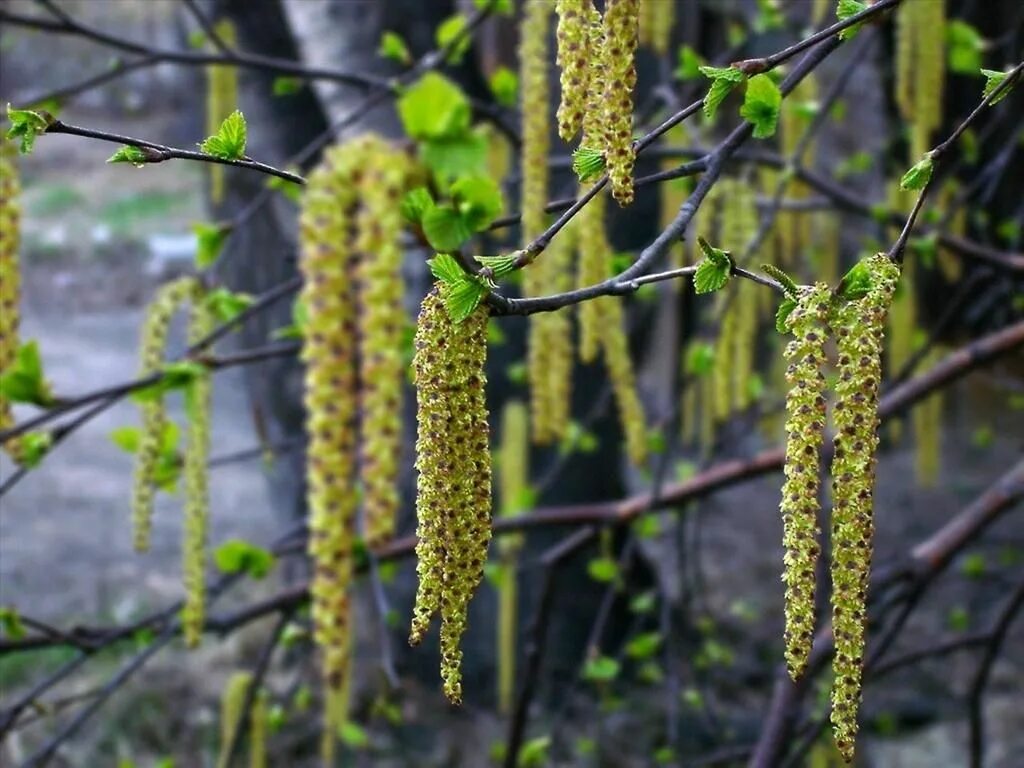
[546,228,576,442]
[250,688,268,768]
[602,0,640,206]
[639,0,674,56]
[132,276,200,552]
[779,283,831,680]
[356,140,414,547]
[721,179,759,412]
[520,0,554,444]
[0,140,25,463]
[555,0,592,141]
[601,295,648,466]
[660,123,691,270]
[937,182,964,281]
[896,0,945,161]
[828,254,900,762]
[182,293,216,648]
[576,187,609,363]
[205,19,238,205]
[299,143,360,728]
[216,672,252,768]
[497,400,528,714]
[410,289,491,705]
[913,348,943,487]
[713,300,737,422]
[778,74,818,274]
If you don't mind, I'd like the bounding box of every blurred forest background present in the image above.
[0,1,1022,767]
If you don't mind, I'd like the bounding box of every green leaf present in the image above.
[981,68,1015,105]
[572,146,606,182]
[900,152,934,191]
[473,0,512,13]
[488,66,518,108]
[378,31,411,65]
[581,656,620,683]
[110,426,142,453]
[754,0,784,31]
[699,66,745,121]
[199,110,247,160]
[18,431,52,468]
[107,145,150,167]
[630,591,657,615]
[131,361,207,404]
[960,553,987,579]
[587,557,619,583]
[836,150,873,179]
[0,341,54,406]
[421,130,488,182]
[265,173,302,203]
[271,77,303,96]
[946,21,984,75]
[214,539,276,579]
[400,187,435,225]
[450,175,504,231]
[422,204,473,252]
[338,721,369,749]
[518,736,551,768]
[0,606,26,640]
[436,15,470,64]
[836,258,874,301]
[625,631,663,660]
[740,74,782,138]
[477,252,519,279]
[204,288,252,324]
[428,252,466,284]
[761,264,799,298]
[685,343,715,376]
[192,222,230,269]
[675,45,705,81]
[693,238,732,294]
[836,0,868,40]
[398,73,471,141]
[775,297,797,333]
[5,104,53,154]
[428,254,489,322]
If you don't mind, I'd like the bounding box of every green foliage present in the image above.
[450,175,504,231]
[693,237,733,294]
[0,606,26,639]
[436,15,471,64]
[200,110,247,160]
[901,153,935,191]
[378,31,411,65]
[271,76,304,96]
[775,297,797,333]
[625,632,663,660]
[400,187,435,226]
[111,422,181,492]
[214,539,276,579]
[488,66,519,108]
[572,146,606,182]
[761,264,800,298]
[423,205,473,252]
[0,341,54,406]
[18,431,52,468]
[587,557,619,583]
[675,46,705,81]
[518,736,551,768]
[107,145,150,167]
[473,0,512,14]
[685,343,715,376]
[398,73,471,141]
[428,253,488,322]
[5,104,53,154]
[946,21,984,75]
[581,656,620,683]
[193,222,230,269]
[337,720,369,749]
[981,68,1015,105]
[204,288,252,324]
[131,361,207,404]
[699,66,746,120]
[741,74,782,138]
[836,258,875,301]
[265,173,302,203]
[836,0,868,40]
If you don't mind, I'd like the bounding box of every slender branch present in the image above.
[181,0,234,56]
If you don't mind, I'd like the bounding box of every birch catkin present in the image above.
[0,140,24,463]
[555,0,592,141]
[828,254,900,761]
[410,289,492,705]
[602,0,640,205]
[779,284,830,680]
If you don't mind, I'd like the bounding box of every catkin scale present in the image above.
[182,293,216,648]
[555,0,592,141]
[410,289,491,705]
[0,140,25,463]
[602,0,640,205]
[132,277,200,552]
[828,254,900,761]
[779,284,831,680]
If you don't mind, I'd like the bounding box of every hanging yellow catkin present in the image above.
[896,0,945,161]
[913,347,943,487]
[131,276,200,552]
[660,123,692,270]
[778,284,830,680]
[205,19,238,204]
[546,228,576,442]
[0,139,25,463]
[409,289,491,705]
[936,181,964,281]
[722,179,759,412]
[602,293,647,465]
[576,188,608,363]
[520,0,555,444]
[182,292,216,648]
[639,0,674,55]
[299,142,360,737]
[497,400,528,714]
[216,672,252,768]
[828,254,900,762]
[249,687,268,768]
[356,140,415,547]
[777,74,818,274]
[602,0,640,205]
[555,0,592,141]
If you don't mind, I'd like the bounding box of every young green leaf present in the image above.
[946,21,984,75]
[775,297,797,333]
[836,0,868,40]
[740,74,782,138]
[5,104,53,154]
[192,222,230,268]
[0,341,54,406]
[110,425,143,453]
[439,276,488,323]
[587,557,619,583]
[436,15,470,64]
[675,46,705,81]
[581,656,620,683]
[900,152,935,191]
[204,287,252,324]
[980,68,1015,105]
[625,632,663,660]
[836,258,874,301]
[400,187,435,225]
[422,204,473,252]
[761,264,799,298]
[338,721,370,749]
[378,31,412,65]
[214,539,276,579]
[107,145,150,167]
[265,173,302,203]
[200,109,247,160]
[473,0,512,13]
[488,66,518,108]
[693,258,731,294]
[0,607,26,640]
[397,73,471,141]
[572,146,606,182]
[271,77,304,96]
[699,66,746,120]
[19,431,52,468]
[450,174,504,231]
[421,130,488,182]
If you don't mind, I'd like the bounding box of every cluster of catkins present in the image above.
[130,276,215,647]
[297,134,415,728]
[0,139,25,463]
[778,254,900,761]
[409,289,491,705]
[555,0,639,205]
